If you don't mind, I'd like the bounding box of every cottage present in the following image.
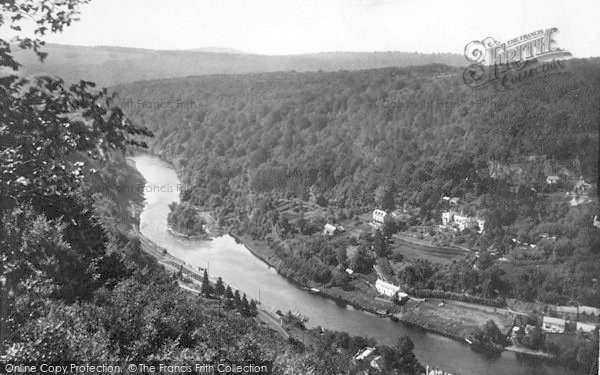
[375,278,401,297]
[476,218,486,233]
[542,316,566,333]
[453,214,477,231]
[546,175,560,185]
[345,268,354,275]
[441,211,485,233]
[353,347,376,361]
[322,223,338,236]
[372,209,388,227]
[578,305,600,316]
[576,322,598,334]
[442,211,454,226]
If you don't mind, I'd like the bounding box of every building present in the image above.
[375,278,404,298]
[372,209,388,227]
[353,347,376,361]
[442,211,454,226]
[542,316,566,333]
[476,218,486,234]
[576,322,598,334]
[453,214,477,231]
[579,305,600,316]
[593,216,600,229]
[322,223,338,236]
[442,211,485,233]
[546,175,560,184]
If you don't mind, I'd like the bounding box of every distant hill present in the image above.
[189,47,249,54]
[13,43,466,86]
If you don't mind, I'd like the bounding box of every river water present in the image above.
[134,153,570,375]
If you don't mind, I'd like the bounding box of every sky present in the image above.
[30,0,600,57]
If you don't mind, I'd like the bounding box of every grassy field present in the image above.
[396,298,515,339]
[391,235,468,264]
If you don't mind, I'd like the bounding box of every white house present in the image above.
[442,211,485,233]
[542,316,566,333]
[375,278,404,298]
[322,223,338,236]
[576,322,598,334]
[442,211,454,226]
[372,209,388,227]
[353,347,376,361]
[546,175,560,184]
[454,214,477,231]
[476,218,486,234]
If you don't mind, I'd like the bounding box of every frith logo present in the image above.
[463,28,572,91]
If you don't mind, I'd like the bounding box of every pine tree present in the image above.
[241,294,250,316]
[233,290,241,307]
[215,277,225,296]
[249,299,258,317]
[225,285,234,299]
[201,269,213,297]
[224,297,235,310]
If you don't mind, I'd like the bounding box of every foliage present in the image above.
[116,55,600,307]
[167,202,205,237]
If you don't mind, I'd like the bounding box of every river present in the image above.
[133,153,570,375]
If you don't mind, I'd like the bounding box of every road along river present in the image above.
[133,153,571,375]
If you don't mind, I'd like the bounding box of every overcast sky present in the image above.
[37,0,600,57]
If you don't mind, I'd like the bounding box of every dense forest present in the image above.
[0,1,425,374]
[115,59,600,308]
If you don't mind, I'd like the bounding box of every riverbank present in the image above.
[228,231,514,345]
[167,225,212,241]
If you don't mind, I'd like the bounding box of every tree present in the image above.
[375,184,395,211]
[1,0,152,303]
[233,289,242,307]
[382,217,398,237]
[224,285,234,299]
[351,246,374,274]
[223,296,235,310]
[248,300,258,317]
[396,335,415,355]
[215,277,225,296]
[373,229,390,258]
[241,294,250,316]
[482,320,503,345]
[201,270,213,297]
[521,325,543,349]
[335,247,347,267]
